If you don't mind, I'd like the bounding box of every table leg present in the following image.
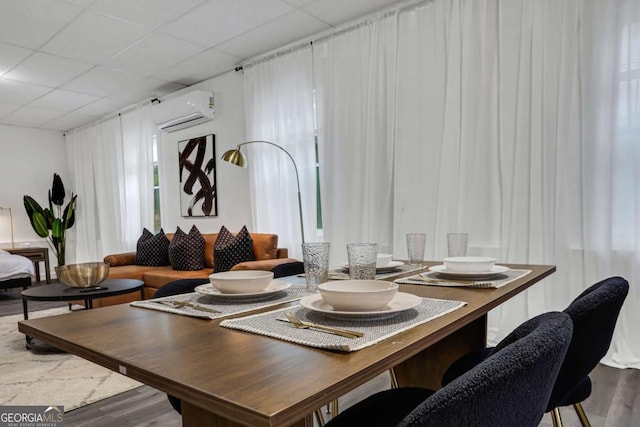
[393,315,487,390]
[34,263,41,283]
[44,257,51,284]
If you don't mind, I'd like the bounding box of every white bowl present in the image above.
[376,253,393,268]
[208,270,274,294]
[318,280,398,312]
[442,257,496,272]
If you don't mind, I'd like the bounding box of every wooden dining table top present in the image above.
[18,262,555,427]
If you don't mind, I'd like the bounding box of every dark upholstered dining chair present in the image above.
[325,311,573,427]
[442,276,629,427]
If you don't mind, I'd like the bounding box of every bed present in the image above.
[0,249,35,291]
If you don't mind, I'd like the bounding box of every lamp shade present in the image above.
[221,148,247,168]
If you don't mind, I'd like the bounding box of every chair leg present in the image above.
[314,409,325,426]
[573,403,591,427]
[389,368,398,389]
[550,408,563,427]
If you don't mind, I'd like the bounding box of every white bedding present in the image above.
[0,250,35,280]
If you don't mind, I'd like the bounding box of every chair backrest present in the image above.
[547,276,629,408]
[398,312,573,427]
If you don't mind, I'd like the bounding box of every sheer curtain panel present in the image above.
[65,107,156,262]
[314,15,398,265]
[243,47,317,260]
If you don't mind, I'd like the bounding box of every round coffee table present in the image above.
[21,278,144,351]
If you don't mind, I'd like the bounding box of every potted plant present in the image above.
[23,173,77,266]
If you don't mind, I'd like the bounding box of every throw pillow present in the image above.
[168,225,205,271]
[213,225,256,272]
[135,228,170,266]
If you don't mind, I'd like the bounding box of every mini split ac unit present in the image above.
[152,90,215,132]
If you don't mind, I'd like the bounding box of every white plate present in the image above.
[340,260,405,273]
[194,280,291,300]
[428,265,510,279]
[299,292,422,321]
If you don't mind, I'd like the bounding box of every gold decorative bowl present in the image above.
[55,262,110,288]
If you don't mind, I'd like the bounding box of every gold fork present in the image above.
[160,300,222,314]
[285,312,363,339]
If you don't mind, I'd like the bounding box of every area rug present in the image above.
[0,307,142,411]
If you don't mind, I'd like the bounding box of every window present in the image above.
[152,135,161,232]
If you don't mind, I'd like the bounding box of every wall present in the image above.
[0,124,68,265]
[156,71,253,235]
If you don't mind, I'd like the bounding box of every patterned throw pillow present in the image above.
[136,228,170,266]
[168,225,206,271]
[213,225,256,272]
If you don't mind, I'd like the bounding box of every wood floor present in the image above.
[2,283,639,426]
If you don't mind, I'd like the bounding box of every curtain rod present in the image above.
[236,0,432,71]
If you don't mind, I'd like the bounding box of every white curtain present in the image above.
[65,105,156,262]
[314,15,398,265]
[243,47,316,260]
[393,0,639,368]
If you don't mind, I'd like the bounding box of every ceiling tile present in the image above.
[107,76,187,102]
[74,97,131,117]
[63,66,147,97]
[0,43,33,76]
[153,49,241,85]
[217,11,329,59]
[281,0,317,7]
[41,11,149,63]
[42,111,101,132]
[0,0,82,49]
[303,0,403,26]
[1,105,65,127]
[0,79,52,104]
[89,0,207,29]
[4,52,93,87]
[106,33,204,75]
[30,89,99,112]
[161,0,294,47]
[0,101,21,118]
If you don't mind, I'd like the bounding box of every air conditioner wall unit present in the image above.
[152,90,215,132]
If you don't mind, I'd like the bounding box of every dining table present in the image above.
[18,261,555,427]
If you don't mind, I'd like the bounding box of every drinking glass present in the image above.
[447,233,468,257]
[406,233,426,267]
[347,243,378,280]
[302,242,331,291]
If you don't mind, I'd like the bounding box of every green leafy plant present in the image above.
[23,174,77,266]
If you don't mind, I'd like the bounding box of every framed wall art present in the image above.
[178,134,217,217]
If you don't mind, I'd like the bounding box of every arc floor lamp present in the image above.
[221,141,305,244]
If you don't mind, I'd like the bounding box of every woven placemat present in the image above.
[130,286,316,319]
[220,297,466,352]
[394,269,532,289]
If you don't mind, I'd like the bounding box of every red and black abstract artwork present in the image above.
[178,134,217,217]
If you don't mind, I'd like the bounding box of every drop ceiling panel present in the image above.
[0,0,82,49]
[161,0,294,47]
[303,0,403,26]
[153,49,241,85]
[4,52,93,87]
[2,106,65,127]
[30,89,99,112]
[43,111,101,131]
[107,76,187,103]
[63,66,147,97]
[0,101,21,118]
[0,79,52,104]
[218,10,330,59]
[106,33,205,75]
[0,43,32,76]
[74,97,131,117]
[41,12,149,63]
[89,0,208,28]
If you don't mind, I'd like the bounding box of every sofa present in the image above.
[94,232,296,307]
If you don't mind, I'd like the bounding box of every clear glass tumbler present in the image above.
[302,242,330,291]
[347,243,378,280]
[406,233,426,267]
